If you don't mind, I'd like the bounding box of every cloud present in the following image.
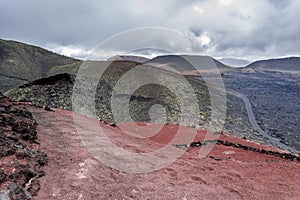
[47,44,92,59]
[0,0,299,60]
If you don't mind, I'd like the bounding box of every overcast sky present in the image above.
[0,0,299,60]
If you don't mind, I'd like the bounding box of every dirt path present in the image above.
[28,106,300,200]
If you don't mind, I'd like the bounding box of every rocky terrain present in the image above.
[0,93,47,199]
[4,61,259,144]
[222,68,300,152]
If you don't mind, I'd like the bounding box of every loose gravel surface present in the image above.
[29,106,300,200]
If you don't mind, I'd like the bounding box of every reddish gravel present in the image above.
[28,106,300,200]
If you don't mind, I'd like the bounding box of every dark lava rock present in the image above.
[44,106,54,112]
[0,169,6,184]
[26,178,40,196]
[188,139,300,162]
[110,123,117,127]
[190,141,202,147]
[0,92,47,199]
[209,156,223,161]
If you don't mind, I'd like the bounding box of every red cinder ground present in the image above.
[28,106,300,200]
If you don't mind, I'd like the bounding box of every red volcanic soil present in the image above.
[27,106,300,200]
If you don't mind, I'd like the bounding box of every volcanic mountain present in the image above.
[0,39,81,92]
[107,55,149,63]
[246,57,300,71]
[146,55,233,74]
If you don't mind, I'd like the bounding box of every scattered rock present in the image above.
[44,106,54,112]
[187,139,300,162]
[190,141,202,147]
[223,150,236,155]
[0,190,10,200]
[0,92,46,199]
[209,156,223,161]
[0,169,6,184]
[25,178,40,196]
[110,123,117,127]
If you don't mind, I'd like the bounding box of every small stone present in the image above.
[110,123,116,127]
[44,106,54,112]
[209,156,223,161]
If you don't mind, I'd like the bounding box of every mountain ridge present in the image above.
[0,39,81,92]
[246,56,300,71]
[146,54,233,72]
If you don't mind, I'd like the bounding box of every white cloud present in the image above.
[47,45,92,59]
[193,5,204,14]
[0,0,299,60]
[218,0,233,6]
[197,32,211,46]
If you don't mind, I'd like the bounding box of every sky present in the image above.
[0,0,300,61]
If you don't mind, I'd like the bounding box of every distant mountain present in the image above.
[108,55,149,63]
[246,57,300,71]
[0,39,81,92]
[146,55,232,74]
[219,58,251,68]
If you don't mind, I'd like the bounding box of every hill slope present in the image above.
[5,60,264,145]
[246,57,300,71]
[5,61,212,127]
[107,55,149,63]
[146,55,233,73]
[0,39,81,92]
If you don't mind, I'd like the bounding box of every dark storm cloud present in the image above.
[0,0,299,60]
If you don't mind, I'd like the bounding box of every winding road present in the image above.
[227,89,299,154]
